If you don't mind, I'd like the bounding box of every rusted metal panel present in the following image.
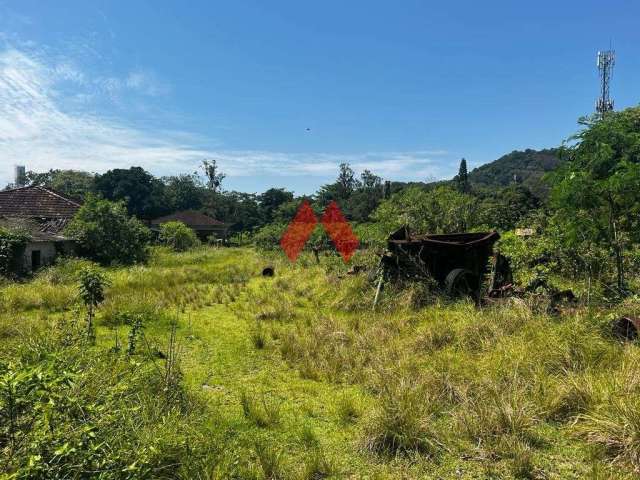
[612,316,640,340]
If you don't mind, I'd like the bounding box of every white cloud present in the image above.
[0,47,452,189]
[97,69,170,99]
[207,150,451,180]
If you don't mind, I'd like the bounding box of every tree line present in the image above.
[4,106,640,295]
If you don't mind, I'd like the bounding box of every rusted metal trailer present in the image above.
[379,226,510,300]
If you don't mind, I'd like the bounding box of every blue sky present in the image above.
[0,1,638,194]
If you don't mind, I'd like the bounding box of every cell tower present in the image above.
[595,50,615,116]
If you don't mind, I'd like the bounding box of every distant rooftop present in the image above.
[0,185,81,218]
[150,210,225,228]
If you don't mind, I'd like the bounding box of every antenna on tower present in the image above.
[595,49,615,116]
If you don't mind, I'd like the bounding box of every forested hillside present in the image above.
[468,148,562,198]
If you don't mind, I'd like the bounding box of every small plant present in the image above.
[302,446,336,480]
[110,326,121,353]
[254,440,285,479]
[251,321,267,349]
[240,391,282,428]
[299,424,320,448]
[363,377,444,456]
[161,321,184,402]
[336,392,363,424]
[127,315,144,355]
[77,266,110,341]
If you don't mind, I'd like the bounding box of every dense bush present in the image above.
[0,318,213,479]
[0,227,30,278]
[551,107,640,292]
[65,195,151,266]
[158,221,200,252]
[372,185,478,236]
[252,222,287,249]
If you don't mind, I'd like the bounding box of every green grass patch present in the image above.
[1,247,640,478]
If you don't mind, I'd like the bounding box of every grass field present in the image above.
[2,246,640,479]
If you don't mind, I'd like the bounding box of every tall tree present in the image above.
[455,158,470,193]
[317,163,361,208]
[337,163,359,195]
[551,107,640,292]
[163,173,204,211]
[346,170,384,221]
[65,195,151,265]
[259,188,294,222]
[26,169,94,200]
[204,191,262,233]
[477,185,540,231]
[93,167,168,219]
[360,169,382,190]
[201,159,226,193]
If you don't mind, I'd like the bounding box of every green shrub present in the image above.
[77,266,110,340]
[65,195,151,266]
[0,227,29,278]
[159,221,200,252]
[252,222,287,249]
[0,323,205,479]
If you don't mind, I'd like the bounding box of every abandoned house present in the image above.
[149,210,229,241]
[0,185,81,271]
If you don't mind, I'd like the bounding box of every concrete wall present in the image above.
[23,241,75,271]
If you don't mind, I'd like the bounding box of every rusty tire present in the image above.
[445,268,476,298]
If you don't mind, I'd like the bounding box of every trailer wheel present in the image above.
[445,268,477,298]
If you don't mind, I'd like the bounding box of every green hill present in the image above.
[468,148,562,198]
[395,148,563,199]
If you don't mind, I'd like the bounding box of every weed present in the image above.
[251,321,267,349]
[299,424,320,448]
[254,440,285,479]
[127,315,144,355]
[457,385,540,448]
[241,391,282,428]
[576,396,640,470]
[301,447,336,480]
[336,392,363,424]
[503,438,537,479]
[363,376,444,456]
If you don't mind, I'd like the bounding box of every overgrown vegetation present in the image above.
[158,221,200,252]
[65,195,151,266]
[1,107,639,478]
[0,227,29,278]
[1,245,640,478]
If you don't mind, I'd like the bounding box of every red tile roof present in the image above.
[0,186,81,218]
[0,216,72,241]
[150,210,225,228]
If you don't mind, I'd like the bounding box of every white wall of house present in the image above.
[23,241,75,271]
